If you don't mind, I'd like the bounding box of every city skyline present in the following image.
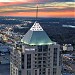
[0,1,75,17]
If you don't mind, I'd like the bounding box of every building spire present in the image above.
[36,5,38,21]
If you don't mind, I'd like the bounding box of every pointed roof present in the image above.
[21,22,53,45]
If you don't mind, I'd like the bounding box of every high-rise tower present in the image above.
[20,22,61,75]
[10,5,61,75]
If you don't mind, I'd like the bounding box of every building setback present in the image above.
[10,22,61,75]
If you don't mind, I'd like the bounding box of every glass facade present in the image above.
[43,45,48,52]
[37,45,49,75]
[27,54,31,69]
[53,68,57,75]
[38,46,42,52]
[21,53,24,69]
[19,71,21,75]
[48,69,50,75]
[53,48,57,66]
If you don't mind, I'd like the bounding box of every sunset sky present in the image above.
[0,0,75,17]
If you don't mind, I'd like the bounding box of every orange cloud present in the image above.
[0,2,74,18]
[0,2,27,6]
[0,11,74,17]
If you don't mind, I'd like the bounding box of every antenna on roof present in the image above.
[36,5,38,21]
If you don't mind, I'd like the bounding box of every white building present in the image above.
[10,22,61,75]
[63,44,73,51]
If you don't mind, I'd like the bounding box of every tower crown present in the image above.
[30,22,43,31]
[21,22,53,45]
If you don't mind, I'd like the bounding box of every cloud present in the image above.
[0,2,74,17]
[0,0,74,2]
[0,0,28,2]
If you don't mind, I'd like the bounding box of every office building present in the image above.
[10,22,61,75]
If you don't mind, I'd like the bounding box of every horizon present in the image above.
[0,16,75,18]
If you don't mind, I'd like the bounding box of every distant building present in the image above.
[10,46,21,75]
[0,34,3,40]
[10,22,61,75]
[62,54,75,72]
[63,44,73,51]
[6,28,12,36]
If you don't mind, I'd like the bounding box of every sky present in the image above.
[0,0,75,17]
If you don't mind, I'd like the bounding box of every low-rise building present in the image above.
[63,44,73,51]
